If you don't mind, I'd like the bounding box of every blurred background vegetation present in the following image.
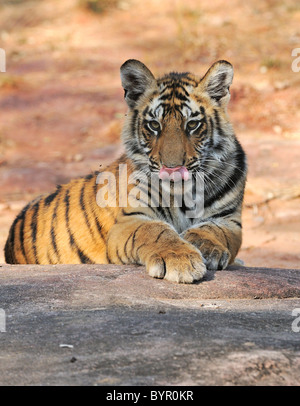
[0,0,299,267]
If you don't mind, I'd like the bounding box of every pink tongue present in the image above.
[159,166,189,181]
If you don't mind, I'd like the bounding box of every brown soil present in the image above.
[0,0,300,268]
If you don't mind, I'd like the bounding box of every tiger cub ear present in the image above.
[199,60,233,106]
[120,59,156,109]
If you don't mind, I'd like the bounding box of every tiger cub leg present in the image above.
[182,221,242,270]
[106,219,206,283]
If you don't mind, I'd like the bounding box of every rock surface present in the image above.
[0,264,299,386]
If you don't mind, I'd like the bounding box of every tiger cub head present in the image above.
[120,59,234,180]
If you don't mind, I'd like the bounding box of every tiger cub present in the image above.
[5,59,247,283]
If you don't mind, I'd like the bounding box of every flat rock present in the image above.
[0,264,299,308]
[0,264,299,386]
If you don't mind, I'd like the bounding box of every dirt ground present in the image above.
[0,0,299,268]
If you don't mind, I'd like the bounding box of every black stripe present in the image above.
[155,205,172,222]
[211,74,227,102]
[131,224,144,255]
[209,114,223,152]
[126,140,143,156]
[148,110,155,119]
[116,247,125,264]
[177,84,190,97]
[210,221,229,249]
[106,248,111,264]
[234,137,247,171]
[213,109,224,136]
[84,173,94,181]
[19,213,27,262]
[30,201,40,264]
[50,228,59,260]
[135,242,146,259]
[156,182,174,221]
[44,185,61,206]
[124,231,133,261]
[155,229,168,243]
[64,189,94,264]
[64,189,71,245]
[84,180,106,242]
[47,252,53,264]
[122,209,149,217]
[209,117,214,135]
[231,219,242,228]
[131,183,152,206]
[94,215,106,241]
[179,197,196,214]
[131,109,139,136]
[161,257,166,276]
[132,178,166,209]
[4,223,16,263]
[5,201,32,263]
[213,141,225,153]
[159,83,191,97]
[93,176,116,223]
[77,248,93,264]
[50,197,60,262]
[204,149,246,208]
[143,106,149,116]
[211,206,237,219]
[80,183,95,240]
[159,91,187,102]
[157,182,174,212]
[175,90,189,101]
[64,190,77,251]
[132,143,144,155]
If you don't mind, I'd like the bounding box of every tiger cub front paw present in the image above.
[199,240,230,270]
[146,243,206,284]
[185,234,230,270]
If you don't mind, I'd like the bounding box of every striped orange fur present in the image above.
[5,59,247,283]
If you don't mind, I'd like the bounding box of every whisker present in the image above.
[201,158,247,176]
[202,167,239,194]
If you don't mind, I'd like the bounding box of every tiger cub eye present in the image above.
[187,120,200,131]
[148,120,161,131]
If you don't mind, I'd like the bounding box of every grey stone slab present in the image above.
[0,264,299,385]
